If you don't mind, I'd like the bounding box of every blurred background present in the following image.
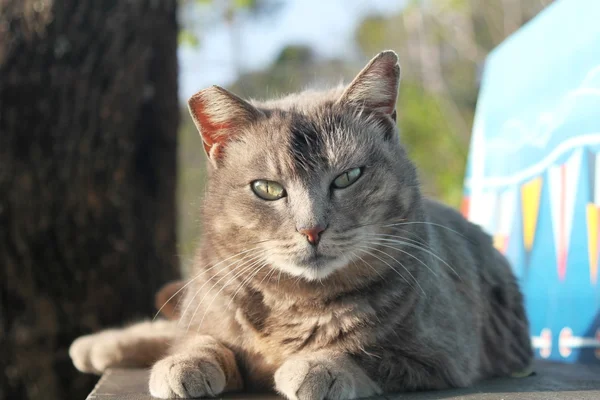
[0,1,553,399]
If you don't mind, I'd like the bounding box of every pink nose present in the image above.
[298,226,326,246]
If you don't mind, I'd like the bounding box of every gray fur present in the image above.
[69,50,532,399]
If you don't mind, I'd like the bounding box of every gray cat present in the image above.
[70,50,533,400]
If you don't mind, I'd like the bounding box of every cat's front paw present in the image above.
[275,356,378,400]
[69,330,124,374]
[149,354,226,399]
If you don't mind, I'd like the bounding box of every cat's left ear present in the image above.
[337,50,400,121]
[188,85,263,167]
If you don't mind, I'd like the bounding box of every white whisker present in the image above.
[383,221,467,239]
[183,250,268,331]
[363,240,439,277]
[353,251,385,280]
[154,246,263,322]
[356,246,426,296]
[178,250,263,325]
[364,234,461,280]
[225,260,270,313]
[191,251,271,332]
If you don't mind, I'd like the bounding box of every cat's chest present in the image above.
[221,295,376,390]
[234,299,373,360]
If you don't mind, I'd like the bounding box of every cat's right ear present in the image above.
[188,85,263,167]
[337,50,400,121]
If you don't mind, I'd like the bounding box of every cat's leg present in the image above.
[69,319,177,374]
[149,334,243,399]
[274,350,381,400]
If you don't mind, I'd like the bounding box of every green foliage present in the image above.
[177,111,207,273]
[435,0,469,12]
[356,16,388,53]
[178,0,268,49]
[275,45,314,64]
[233,0,257,8]
[397,83,466,206]
[228,45,355,98]
[178,30,200,47]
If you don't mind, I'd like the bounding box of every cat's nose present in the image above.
[297,225,326,246]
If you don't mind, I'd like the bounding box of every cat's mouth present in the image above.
[297,252,336,268]
[268,249,351,281]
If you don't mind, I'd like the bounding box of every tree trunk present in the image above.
[0,1,180,399]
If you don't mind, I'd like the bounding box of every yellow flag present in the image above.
[587,204,599,284]
[521,177,543,252]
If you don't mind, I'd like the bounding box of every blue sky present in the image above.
[177,0,406,101]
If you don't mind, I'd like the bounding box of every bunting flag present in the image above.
[549,149,583,281]
[493,188,517,255]
[461,196,470,219]
[587,149,600,285]
[470,191,499,235]
[521,176,543,264]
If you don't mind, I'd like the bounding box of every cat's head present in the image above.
[188,51,421,282]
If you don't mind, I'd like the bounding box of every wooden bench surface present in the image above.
[87,360,600,400]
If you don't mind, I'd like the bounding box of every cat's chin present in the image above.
[273,257,350,281]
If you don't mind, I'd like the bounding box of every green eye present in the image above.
[251,180,287,201]
[332,167,363,189]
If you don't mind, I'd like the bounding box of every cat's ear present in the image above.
[188,85,263,166]
[337,50,400,120]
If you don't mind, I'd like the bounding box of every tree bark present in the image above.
[0,1,180,399]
